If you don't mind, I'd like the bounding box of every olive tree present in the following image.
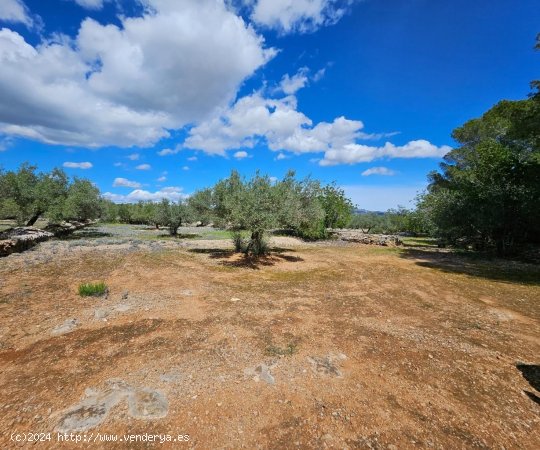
[154,199,193,235]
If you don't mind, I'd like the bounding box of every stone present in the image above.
[307,354,345,377]
[52,318,79,336]
[56,379,168,432]
[244,363,276,385]
[127,389,168,419]
[115,304,131,313]
[94,309,110,320]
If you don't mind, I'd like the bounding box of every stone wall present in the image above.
[332,230,403,246]
[0,221,92,257]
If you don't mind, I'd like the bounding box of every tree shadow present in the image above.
[516,363,540,406]
[398,248,540,286]
[58,230,113,240]
[189,248,303,269]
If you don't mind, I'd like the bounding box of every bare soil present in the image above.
[0,229,539,449]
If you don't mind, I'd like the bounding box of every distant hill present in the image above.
[353,208,386,216]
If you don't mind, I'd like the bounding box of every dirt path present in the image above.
[0,239,539,449]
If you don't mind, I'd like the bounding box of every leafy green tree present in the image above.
[154,199,193,235]
[319,183,354,229]
[62,179,102,221]
[0,164,91,225]
[187,188,214,226]
[100,200,119,223]
[419,98,540,254]
[216,171,278,255]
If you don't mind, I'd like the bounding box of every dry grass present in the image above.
[0,240,539,449]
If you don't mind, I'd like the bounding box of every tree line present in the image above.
[102,171,354,256]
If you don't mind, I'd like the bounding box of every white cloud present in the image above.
[113,177,142,188]
[233,150,249,159]
[63,161,93,169]
[157,176,167,182]
[72,0,105,10]
[0,136,13,151]
[184,91,366,155]
[250,0,354,34]
[279,68,308,94]
[157,147,181,156]
[361,166,396,177]
[343,184,426,211]
[135,163,151,170]
[187,156,197,161]
[0,0,275,147]
[127,153,140,160]
[0,0,32,27]
[320,140,452,166]
[103,186,187,203]
[275,153,288,160]
[313,67,326,82]
[182,166,189,171]
[184,89,449,165]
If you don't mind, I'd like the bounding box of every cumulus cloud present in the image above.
[63,161,93,169]
[0,0,33,27]
[157,147,181,156]
[185,91,366,155]
[157,176,167,182]
[361,166,396,176]
[72,0,105,10]
[135,164,151,170]
[279,68,309,94]
[250,0,355,34]
[187,156,197,161]
[0,0,275,147]
[103,186,187,203]
[233,150,249,159]
[182,166,189,171]
[320,140,452,166]
[127,153,140,160]
[184,88,450,165]
[113,177,142,188]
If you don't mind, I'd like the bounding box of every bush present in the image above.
[231,231,246,253]
[78,282,108,297]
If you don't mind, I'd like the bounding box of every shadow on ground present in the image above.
[516,363,540,406]
[189,248,304,269]
[59,231,113,240]
[399,248,540,285]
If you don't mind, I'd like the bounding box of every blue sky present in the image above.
[0,0,538,210]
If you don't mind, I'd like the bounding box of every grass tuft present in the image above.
[266,343,298,357]
[78,282,108,297]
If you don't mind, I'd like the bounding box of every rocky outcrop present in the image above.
[0,227,54,257]
[333,230,402,246]
[44,220,90,237]
[0,221,93,257]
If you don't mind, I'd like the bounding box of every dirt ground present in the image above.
[0,228,539,449]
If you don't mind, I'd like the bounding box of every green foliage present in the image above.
[62,179,102,221]
[348,207,430,235]
[78,282,108,297]
[231,231,247,252]
[0,164,100,226]
[187,188,214,226]
[154,199,193,235]
[210,170,344,255]
[418,98,540,254]
[319,183,354,228]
